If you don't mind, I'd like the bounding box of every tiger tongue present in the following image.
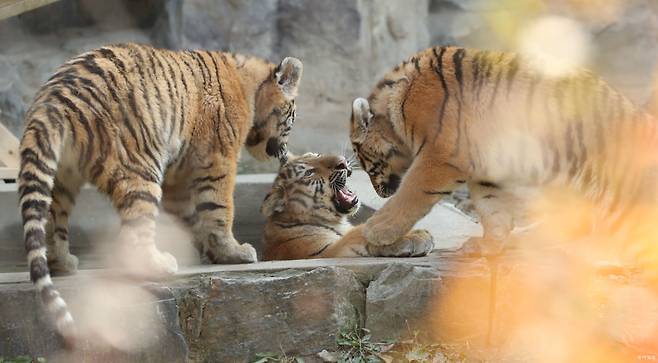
[337,186,356,204]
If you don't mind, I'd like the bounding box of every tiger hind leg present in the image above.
[110,175,178,277]
[46,173,84,274]
[460,182,517,257]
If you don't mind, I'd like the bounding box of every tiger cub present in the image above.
[261,153,434,260]
[19,43,302,341]
[344,46,658,266]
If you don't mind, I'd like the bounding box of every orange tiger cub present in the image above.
[345,46,658,270]
[261,153,434,260]
[19,43,302,342]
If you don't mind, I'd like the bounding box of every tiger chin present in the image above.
[261,152,434,260]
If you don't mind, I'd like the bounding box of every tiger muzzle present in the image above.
[330,168,359,214]
[266,137,287,159]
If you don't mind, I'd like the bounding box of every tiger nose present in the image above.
[335,157,352,176]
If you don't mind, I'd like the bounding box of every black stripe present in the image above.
[20,149,57,176]
[20,184,50,199]
[478,181,500,188]
[26,119,56,160]
[51,90,95,167]
[276,233,317,245]
[44,105,65,138]
[274,222,343,237]
[489,64,503,109]
[471,51,483,93]
[476,53,492,100]
[452,48,466,97]
[191,51,211,87]
[19,171,52,193]
[506,54,520,97]
[308,243,331,257]
[432,47,449,138]
[195,202,227,212]
[161,54,181,141]
[98,47,126,73]
[209,52,237,142]
[29,256,48,283]
[192,174,226,185]
[21,199,48,218]
[116,191,159,211]
[145,50,168,130]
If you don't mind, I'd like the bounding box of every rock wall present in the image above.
[1,0,657,172]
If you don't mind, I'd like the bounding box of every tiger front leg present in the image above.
[190,162,257,264]
[364,160,466,247]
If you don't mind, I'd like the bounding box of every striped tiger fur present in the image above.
[345,46,658,273]
[18,43,303,343]
[261,152,434,260]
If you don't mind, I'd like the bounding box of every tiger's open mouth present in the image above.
[330,170,359,214]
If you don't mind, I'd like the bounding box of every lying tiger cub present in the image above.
[261,153,434,260]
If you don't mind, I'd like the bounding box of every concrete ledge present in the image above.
[0,172,486,361]
[0,252,492,362]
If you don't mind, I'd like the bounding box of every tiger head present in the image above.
[350,97,413,198]
[261,153,360,221]
[246,57,303,161]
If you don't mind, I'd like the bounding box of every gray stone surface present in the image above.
[174,267,365,362]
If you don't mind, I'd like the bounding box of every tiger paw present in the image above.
[206,240,258,264]
[459,236,504,257]
[122,245,178,279]
[363,220,401,246]
[369,229,434,257]
[49,253,79,275]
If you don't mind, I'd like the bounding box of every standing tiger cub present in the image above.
[261,152,434,260]
[345,46,658,266]
[19,43,302,340]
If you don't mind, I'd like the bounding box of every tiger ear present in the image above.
[276,57,303,100]
[352,98,371,139]
[261,188,286,217]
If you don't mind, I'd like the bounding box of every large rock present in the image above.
[0,0,171,135]
[180,0,429,158]
[181,0,277,59]
[174,267,365,362]
[364,260,493,345]
[0,277,188,362]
